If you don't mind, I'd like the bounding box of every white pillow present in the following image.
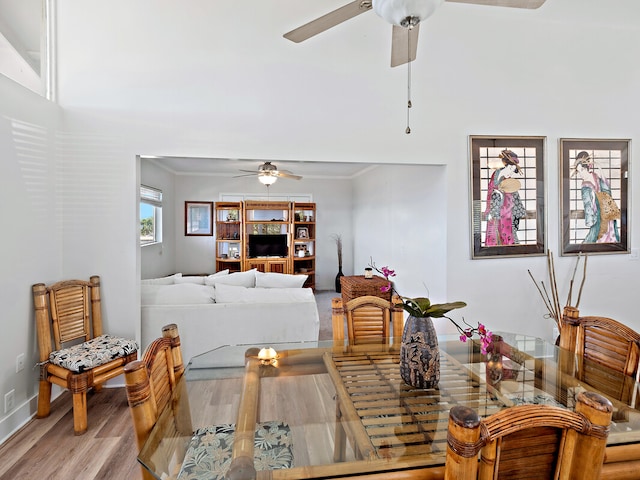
[175,275,205,285]
[207,269,257,288]
[141,273,180,285]
[141,284,215,305]
[255,271,308,288]
[203,269,230,285]
[215,283,314,304]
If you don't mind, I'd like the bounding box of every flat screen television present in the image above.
[248,234,288,257]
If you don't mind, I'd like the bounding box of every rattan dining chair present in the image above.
[32,275,138,435]
[444,390,612,480]
[560,314,640,404]
[125,324,293,480]
[331,295,404,345]
[125,323,189,480]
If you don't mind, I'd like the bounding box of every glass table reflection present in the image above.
[138,333,640,479]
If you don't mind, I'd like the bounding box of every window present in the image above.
[140,185,162,245]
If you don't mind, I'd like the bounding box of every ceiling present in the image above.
[8,1,638,174]
[0,1,556,177]
[0,0,388,177]
[143,156,382,179]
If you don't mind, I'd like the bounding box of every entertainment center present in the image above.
[214,200,316,289]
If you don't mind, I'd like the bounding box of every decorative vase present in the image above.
[335,268,344,293]
[400,315,440,389]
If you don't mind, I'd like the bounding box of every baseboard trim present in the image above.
[0,393,40,445]
[0,381,125,447]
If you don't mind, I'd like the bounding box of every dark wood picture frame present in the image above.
[560,138,629,255]
[185,201,213,236]
[470,135,546,259]
[296,227,309,239]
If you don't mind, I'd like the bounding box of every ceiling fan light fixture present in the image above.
[259,174,278,185]
[372,0,444,27]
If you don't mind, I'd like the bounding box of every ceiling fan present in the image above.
[236,161,303,185]
[284,0,547,67]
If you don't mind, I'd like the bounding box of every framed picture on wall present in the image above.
[185,201,213,236]
[470,135,546,259]
[560,138,629,255]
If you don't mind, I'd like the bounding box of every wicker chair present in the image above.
[560,315,640,403]
[125,324,293,480]
[331,295,404,345]
[125,324,189,480]
[32,275,138,435]
[444,390,613,479]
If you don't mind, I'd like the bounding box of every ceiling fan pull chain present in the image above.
[406,29,412,135]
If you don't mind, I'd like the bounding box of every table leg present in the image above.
[333,402,346,462]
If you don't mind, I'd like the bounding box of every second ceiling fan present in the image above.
[236,161,302,185]
[284,0,547,67]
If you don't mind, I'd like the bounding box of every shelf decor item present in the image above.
[371,261,489,389]
[296,227,309,239]
[332,233,344,293]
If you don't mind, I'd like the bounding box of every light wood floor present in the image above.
[0,387,142,480]
[0,375,343,480]
[0,292,337,479]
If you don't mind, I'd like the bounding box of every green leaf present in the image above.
[425,301,467,318]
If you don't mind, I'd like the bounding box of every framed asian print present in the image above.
[470,135,546,259]
[185,201,213,236]
[560,138,629,255]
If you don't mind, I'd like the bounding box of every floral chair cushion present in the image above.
[177,421,293,480]
[49,334,138,373]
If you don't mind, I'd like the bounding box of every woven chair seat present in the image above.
[506,393,564,407]
[177,421,293,480]
[49,334,138,373]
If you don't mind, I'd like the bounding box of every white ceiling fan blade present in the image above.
[391,24,419,68]
[445,0,546,8]
[277,171,303,180]
[283,0,372,43]
[232,173,259,178]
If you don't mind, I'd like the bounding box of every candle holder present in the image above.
[258,347,278,366]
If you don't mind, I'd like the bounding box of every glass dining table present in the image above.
[138,333,640,479]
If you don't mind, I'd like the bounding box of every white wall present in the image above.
[351,165,457,333]
[0,75,60,442]
[352,164,447,301]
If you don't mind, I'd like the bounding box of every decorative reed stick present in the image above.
[565,253,582,307]
[527,270,555,320]
[529,250,589,332]
[548,250,562,328]
[575,254,588,308]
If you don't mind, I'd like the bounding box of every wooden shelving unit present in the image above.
[213,200,316,290]
[214,202,243,273]
[292,202,316,290]
[243,200,292,273]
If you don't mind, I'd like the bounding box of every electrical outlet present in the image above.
[16,353,25,373]
[4,390,15,413]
